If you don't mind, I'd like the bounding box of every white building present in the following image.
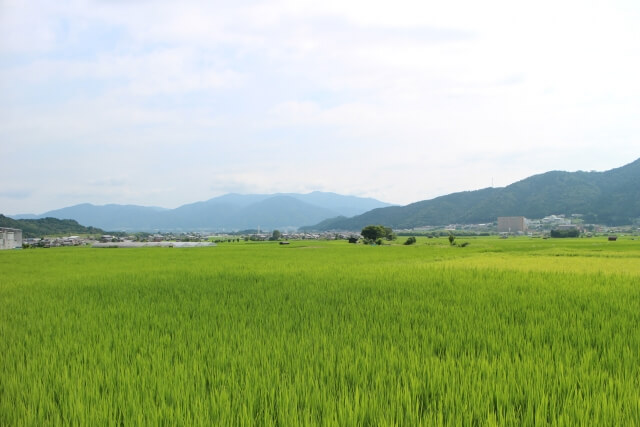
[0,227,23,249]
[541,215,571,226]
[497,217,527,233]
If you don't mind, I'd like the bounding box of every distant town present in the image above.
[2,213,638,251]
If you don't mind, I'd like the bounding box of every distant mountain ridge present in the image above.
[10,192,392,232]
[303,159,640,230]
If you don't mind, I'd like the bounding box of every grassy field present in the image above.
[1,237,640,425]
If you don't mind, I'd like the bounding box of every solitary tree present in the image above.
[361,225,395,243]
[271,230,282,240]
[361,225,386,241]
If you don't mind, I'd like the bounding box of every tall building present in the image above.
[497,217,526,233]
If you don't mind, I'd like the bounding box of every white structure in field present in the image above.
[0,227,23,249]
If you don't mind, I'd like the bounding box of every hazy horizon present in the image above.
[2,1,639,215]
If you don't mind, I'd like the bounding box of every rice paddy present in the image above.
[1,237,639,425]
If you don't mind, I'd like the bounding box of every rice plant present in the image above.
[1,237,639,425]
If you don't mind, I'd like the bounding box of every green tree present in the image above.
[384,227,397,241]
[550,229,580,238]
[271,230,282,240]
[361,225,386,241]
[448,233,455,246]
[361,225,396,244]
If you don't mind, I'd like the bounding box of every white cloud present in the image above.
[1,0,640,214]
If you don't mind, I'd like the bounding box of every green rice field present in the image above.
[2,237,640,425]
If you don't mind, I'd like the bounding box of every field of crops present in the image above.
[2,237,640,425]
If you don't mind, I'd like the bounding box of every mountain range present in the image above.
[303,158,640,230]
[11,192,393,232]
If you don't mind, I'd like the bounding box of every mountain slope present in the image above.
[290,191,393,217]
[303,159,640,230]
[0,214,104,238]
[157,195,340,230]
[15,204,169,231]
[233,195,339,230]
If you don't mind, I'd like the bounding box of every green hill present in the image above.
[0,215,105,238]
[304,158,640,230]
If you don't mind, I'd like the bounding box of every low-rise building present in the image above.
[0,227,23,249]
[497,217,527,233]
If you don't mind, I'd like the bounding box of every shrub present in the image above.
[550,229,580,238]
[404,236,417,245]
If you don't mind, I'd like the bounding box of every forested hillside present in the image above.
[304,158,640,230]
[0,215,104,238]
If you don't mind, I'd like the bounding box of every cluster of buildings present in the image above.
[23,236,87,248]
[403,214,635,237]
[2,228,350,250]
[498,215,582,234]
[497,215,637,236]
[246,231,356,241]
[4,214,637,250]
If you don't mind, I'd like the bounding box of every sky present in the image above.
[1,0,639,215]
